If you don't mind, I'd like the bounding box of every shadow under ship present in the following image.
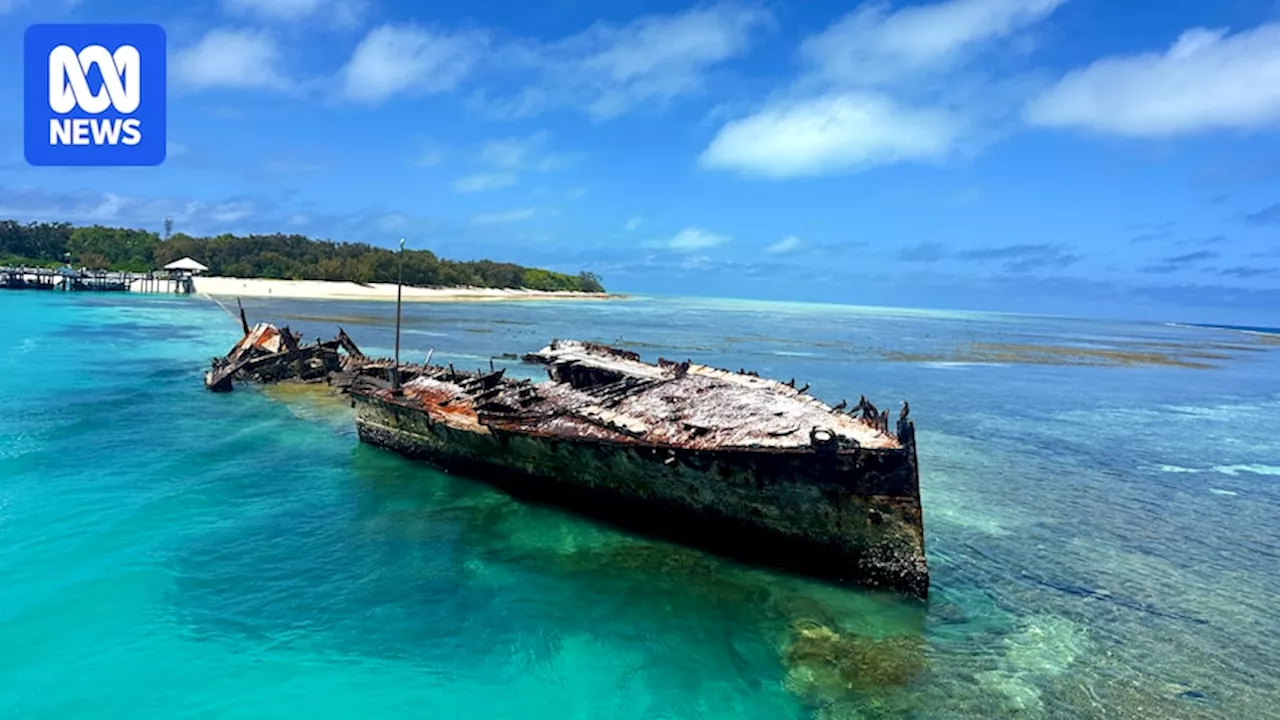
[206,319,929,598]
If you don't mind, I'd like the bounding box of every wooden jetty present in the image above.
[0,266,194,294]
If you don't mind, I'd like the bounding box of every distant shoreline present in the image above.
[193,276,626,303]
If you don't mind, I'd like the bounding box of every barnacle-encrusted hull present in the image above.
[350,340,929,597]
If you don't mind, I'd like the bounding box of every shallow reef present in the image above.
[782,621,927,699]
[881,341,1243,369]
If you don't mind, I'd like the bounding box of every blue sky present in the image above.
[2,0,1279,323]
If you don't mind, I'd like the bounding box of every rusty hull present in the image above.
[350,339,929,598]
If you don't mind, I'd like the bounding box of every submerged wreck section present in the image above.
[206,325,929,598]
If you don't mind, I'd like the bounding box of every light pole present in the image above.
[392,237,405,393]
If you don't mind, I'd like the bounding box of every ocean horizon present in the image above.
[540,291,1280,332]
[2,289,1277,719]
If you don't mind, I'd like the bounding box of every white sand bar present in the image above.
[193,276,621,303]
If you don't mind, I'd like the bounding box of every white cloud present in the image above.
[174,29,289,91]
[0,185,469,242]
[646,227,731,252]
[625,216,644,231]
[341,24,488,104]
[766,235,804,254]
[701,0,1066,177]
[210,201,256,223]
[452,173,517,193]
[376,214,410,232]
[565,187,588,199]
[0,187,127,223]
[1026,23,1280,136]
[681,254,713,270]
[166,141,188,157]
[81,193,125,221]
[222,0,364,25]
[471,207,537,225]
[478,131,578,171]
[0,0,70,13]
[802,0,1066,86]
[187,4,766,114]
[700,93,962,177]
[475,2,772,119]
[413,150,442,167]
[452,132,579,192]
[479,136,532,169]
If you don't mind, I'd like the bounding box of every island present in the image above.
[0,220,607,297]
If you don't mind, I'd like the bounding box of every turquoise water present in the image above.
[2,291,1278,719]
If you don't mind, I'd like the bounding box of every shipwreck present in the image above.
[204,304,365,392]
[206,320,929,598]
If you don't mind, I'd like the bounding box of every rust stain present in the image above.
[375,377,489,434]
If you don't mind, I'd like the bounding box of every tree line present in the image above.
[0,220,606,293]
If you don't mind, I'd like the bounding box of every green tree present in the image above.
[0,219,605,292]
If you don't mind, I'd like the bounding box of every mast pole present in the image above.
[393,237,405,393]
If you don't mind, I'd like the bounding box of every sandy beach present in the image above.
[193,276,620,303]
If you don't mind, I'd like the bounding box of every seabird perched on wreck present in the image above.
[870,401,880,418]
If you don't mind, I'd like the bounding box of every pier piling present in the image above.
[0,266,195,294]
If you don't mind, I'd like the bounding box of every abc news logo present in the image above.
[48,44,143,147]
[24,24,166,167]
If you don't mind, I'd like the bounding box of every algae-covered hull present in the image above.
[350,340,929,598]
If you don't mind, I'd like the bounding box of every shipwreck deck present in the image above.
[359,339,906,453]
